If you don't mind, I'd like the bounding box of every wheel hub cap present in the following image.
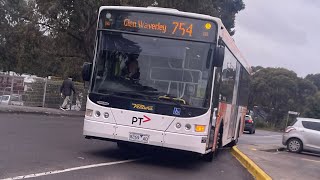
[289,140,300,151]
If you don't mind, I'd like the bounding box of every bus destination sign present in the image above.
[99,10,216,42]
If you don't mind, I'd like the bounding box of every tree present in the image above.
[306,73,320,90]
[296,78,317,113]
[248,66,320,128]
[304,92,320,119]
[249,67,303,127]
[0,0,54,76]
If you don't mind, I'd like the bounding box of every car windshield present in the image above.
[91,31,213,108]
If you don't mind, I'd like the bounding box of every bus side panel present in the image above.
[221,104,234,146]
[240,106,247,137]
[234,106,247,139]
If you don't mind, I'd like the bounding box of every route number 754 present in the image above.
[172,22,193,37]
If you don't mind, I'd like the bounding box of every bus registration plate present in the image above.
[129,132,149,143]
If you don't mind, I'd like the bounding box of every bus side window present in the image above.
[219,47,237,104]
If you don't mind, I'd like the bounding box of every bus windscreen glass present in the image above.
[98,10,216,42]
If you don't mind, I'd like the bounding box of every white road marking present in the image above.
[1,159,141,180]
[301,158,320,163]
[244,135,282,138]
[260,135,282,137]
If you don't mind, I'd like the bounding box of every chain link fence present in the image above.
[0,74,87,111]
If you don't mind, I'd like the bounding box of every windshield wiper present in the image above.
[158,94,187,109]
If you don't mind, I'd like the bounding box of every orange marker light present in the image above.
[195,125,206,132]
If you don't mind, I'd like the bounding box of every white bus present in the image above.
[82,6,251,161]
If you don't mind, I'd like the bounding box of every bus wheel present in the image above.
[213,129,222,157]
[227,138,238,147]
[202,124,223,162]
[202,151,214,162]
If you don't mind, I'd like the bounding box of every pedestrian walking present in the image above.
[60,76,76,111]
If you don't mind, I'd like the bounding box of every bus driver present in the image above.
[121,54,140,80]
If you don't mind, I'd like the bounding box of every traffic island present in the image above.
[231,146,272,180]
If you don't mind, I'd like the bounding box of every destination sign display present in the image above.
[99,10,216,42]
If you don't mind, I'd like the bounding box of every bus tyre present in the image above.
[227,138,238,147]
[202,126,222,162]
[214,130,222,157]
[202,151,214,162]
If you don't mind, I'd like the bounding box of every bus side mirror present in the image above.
[213,46,225,67]
[82,62,92,82]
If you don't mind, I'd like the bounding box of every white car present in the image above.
[0,95,10,105]
[283,117,320,153]
[0,94,24,106]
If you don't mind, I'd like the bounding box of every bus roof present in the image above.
[99,6,251,74]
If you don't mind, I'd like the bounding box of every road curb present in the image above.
[0,110,84,117]
[231,146,272,180]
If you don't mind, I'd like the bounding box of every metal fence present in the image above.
[0,75,87,111]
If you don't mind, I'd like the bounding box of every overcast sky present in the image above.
[234,0,320,77]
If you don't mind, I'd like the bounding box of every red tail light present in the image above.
[247,119,253,123]
[285,127,295,133]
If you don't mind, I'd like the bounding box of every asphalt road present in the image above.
[0,113,252,180]
[239,129,283,145]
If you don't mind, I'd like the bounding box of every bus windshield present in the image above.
[92,31,213,108]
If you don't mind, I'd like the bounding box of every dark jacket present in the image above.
[60,79,75,96]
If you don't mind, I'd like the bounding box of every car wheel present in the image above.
[287,138,303,153]
[253,129,256,134]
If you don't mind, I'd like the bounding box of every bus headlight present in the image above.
[85,109,93,117]
[95,111,101,117]
[185,124,191,130]
[104,112,109,118]
[176,123,182,129]
[195,125,206,132]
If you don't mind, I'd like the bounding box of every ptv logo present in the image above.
[132,115,151,125]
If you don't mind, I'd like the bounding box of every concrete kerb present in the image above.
[231,146,272,180]
[0,110,85,117]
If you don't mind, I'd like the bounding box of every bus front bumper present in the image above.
[83,119,208,154]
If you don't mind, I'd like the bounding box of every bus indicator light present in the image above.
[85,109,93,117]
[195,125,206,132]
